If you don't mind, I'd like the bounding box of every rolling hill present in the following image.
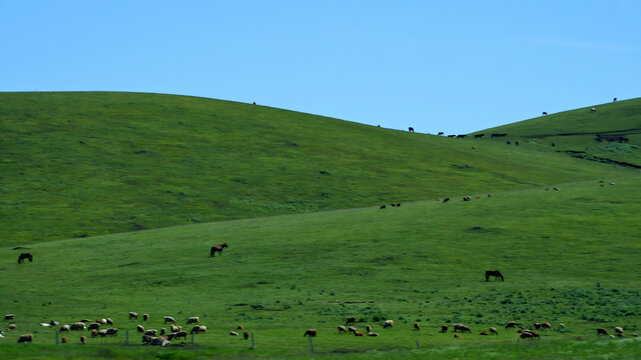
[475,98,641,167]
[1,92,634,245]
[1,91,641,358]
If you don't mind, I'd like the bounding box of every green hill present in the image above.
[0,175,639,358]
[475,98,641,167]
[1,92,632,245]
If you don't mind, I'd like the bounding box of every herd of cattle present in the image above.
[1,312,250,346]
[2,312,637,347]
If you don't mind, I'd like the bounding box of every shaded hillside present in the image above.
[475,98,641,166]
[0,92,633,244]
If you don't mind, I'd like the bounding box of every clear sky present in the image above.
[1,0,639,134]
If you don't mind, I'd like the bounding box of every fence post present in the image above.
[125,329,129,345]
[55,330,59,345]
[191,332,195,345]
[416,340,419,349]
[251,333,255,348]
[309,335,314,353]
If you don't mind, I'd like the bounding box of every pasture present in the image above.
[0,92,634,245]
[2,175,641,358]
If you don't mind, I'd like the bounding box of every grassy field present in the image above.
[1,175,640,358]
[1,92,640,359]
[0,92,635,244]
[476,97,641,166]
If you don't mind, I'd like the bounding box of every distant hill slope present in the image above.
[0,92,633,244]
[475,98,641,166]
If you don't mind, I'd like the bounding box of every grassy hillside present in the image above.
[475,98,641,166]
[1,174,640,358]
[1,92,633,245]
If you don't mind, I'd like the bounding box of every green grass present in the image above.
[2,91,640,358]
[475,97,641,166]
[0,92,634,245]
[1,175,640,358]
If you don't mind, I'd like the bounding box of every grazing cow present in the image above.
[143,313,149,321]
[456,134,467,138]
[382,320,394,328]
[367,332,379,336]
[506,140,511,145]
[164,316,175,324]
[17,253,33,264]
[354,331,365,336]
[453,324,471,333]
[88,323,101,330]
[144,329,157,336]
[551,142,555,147]
[475,134,485,138]
[169,331,188,340]
[70,322,86,331]
[80,336,87,344]
[137,325,144,333]
[541,322,551,329]
[366,325,372,333]
[237,325,244,330]
[480,330,488,335]
[303,329,317,337]
[338,325,347,333]
[613,98,617,102]
[61,336,68,343]
[106,328,118,336]
[463,196,471,201]
[542,112,548,115]
[348,326,357,334]
[129,312,138,320]
[253,102,256,105]
[4,314,15,320]
[60,324,70,332]
[9,323,17,330]
[515,141,519,146]
[596,328,609,336]
[170,325,182,333]
[244,331,250,340]
[210,244,228,257]
[17,334,33,343]
[485,270,504,282]
[438,132,444,136]
[614,327,624,334]
[553,187,560,191]
[408,127,414,132]
[590,107,597,112]
[519,330,540,340]
[379,205,386,209]
[190,325,206,334]
[454,333,462,338]
[505,321,517,329]
[443,197,450,203]
[187,317,199,324]
[91,330,99,338]
[441,325,448,333]
[447,134,456,137]
[230,331,239,336]
[533,323,541,330]
[490,327,498,335]
[414,322,420,331]
[346,317,356,325]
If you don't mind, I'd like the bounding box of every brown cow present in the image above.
[303,329,317,337]
[17,334,33,343]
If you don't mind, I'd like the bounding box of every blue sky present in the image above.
[1,0,639,134]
